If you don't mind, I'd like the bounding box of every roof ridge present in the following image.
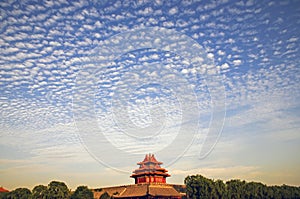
[118,186,127,196]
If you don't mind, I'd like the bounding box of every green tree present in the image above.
[0,192,9,199]
[99,192,110,199]
[185,175,216,199]
[185,174,300,199]
[244,181,268,199]
[214,179,226,199]
[46,181,70,199]
[32,185,47,199]
[6,188,32,199]
[226,179,245,199]
[70,186,93,199]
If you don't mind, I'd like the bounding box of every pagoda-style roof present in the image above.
[131,154,170,181]
[137,153,163,165]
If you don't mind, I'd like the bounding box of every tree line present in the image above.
[2,175,300,199]
[185,174,300,199]
[0,181,94,199]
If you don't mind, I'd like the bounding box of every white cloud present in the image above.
[137,7,153,15]
[232,59,242,66]
[207,53,214,59]
[169,7,178,15]
[221,63,230,70]
[217,50,225,56]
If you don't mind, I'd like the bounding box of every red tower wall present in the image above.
[136,176,166,184]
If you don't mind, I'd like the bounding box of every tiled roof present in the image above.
[106,184,181,198]
[93,186,127,198]
[131,154,170,179]
[149,184,181,197]
[0,187,9,192]
[137,154,163,165]
[114,184,148,198]
[131,171,170,177]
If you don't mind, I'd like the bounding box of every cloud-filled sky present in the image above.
[1,0,300,190]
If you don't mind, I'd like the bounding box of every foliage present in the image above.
[215,179,226,199]
[5,188,32,199]
[46,181,70,199]
[70,186,93,199]
[0,192,9,199]
[185,174,300,199]
[185,175,217,199]
[99,192,111,199]
[32,185,48,199]
[226,179,246,199]
[0,181,96,199]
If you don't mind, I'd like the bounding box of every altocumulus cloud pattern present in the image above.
[0,0,300,186]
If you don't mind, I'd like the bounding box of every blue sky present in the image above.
[1,0,300,190]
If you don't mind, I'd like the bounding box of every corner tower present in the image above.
[130,153,170,184]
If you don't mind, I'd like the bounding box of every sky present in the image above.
[1,0,300,191]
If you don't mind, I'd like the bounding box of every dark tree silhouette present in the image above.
[70,186,93,199]
[185,174,300,199]
[46,181,70,199]
[32,185,47,199]
[100,192,111,199]
[5,188,32,199]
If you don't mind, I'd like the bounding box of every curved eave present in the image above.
[137,161,163,165]
[130,172,171,178]
[133,168,168,173]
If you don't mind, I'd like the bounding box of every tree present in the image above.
[0,192,9,199]
[244,181,268,199]
[185,175,216,199]
[32,185,48,199]
[185,175,201,199]
[226,179,245,199]
[70,186,93,199]
[99,192,110,199]
[185,174,300,199]
[46,181,70,199]
[6,188,32,199]
[214,179,226,199]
